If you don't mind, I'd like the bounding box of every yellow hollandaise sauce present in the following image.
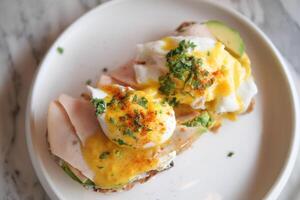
[82,130,159,189]
[159,37,251,116]
[99,86,175,149]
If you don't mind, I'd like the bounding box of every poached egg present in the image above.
[133,36,257,115]
[88,84,176,149]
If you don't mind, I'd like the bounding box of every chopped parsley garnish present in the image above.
[158,40,215,101]
[114,149,122,157]
[166,40,196,60]
[207,51,210,56]
[137,97,148,108]
[166,40,197,80]
[159,75,175,95]
[133,112,144,130]
[57,47,64,54]
[97,166,104,169]
[107,97,116,107]
[99,151,110,159]
[191,79,201,89]
[182,112,213,128]
[227,152,234,157]
[165,97,179,107]
[109,117,116,124]
[114,138,128,146]
[132,95,148,108]
[123,128,136,139]
[132,95,138,103]
[91,98,106,115]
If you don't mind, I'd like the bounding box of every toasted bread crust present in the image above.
[92,163,173,193]
[245,99,255,114]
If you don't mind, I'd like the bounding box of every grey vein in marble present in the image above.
[0,0,299,200]
[0,1,106,199]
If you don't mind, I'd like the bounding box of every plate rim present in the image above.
[25,0,300,199]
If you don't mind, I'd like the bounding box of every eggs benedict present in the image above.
[47,20,257,192]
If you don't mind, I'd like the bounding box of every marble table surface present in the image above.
[0,0,299,199]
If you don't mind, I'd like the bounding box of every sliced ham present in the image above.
[97,74,134,88]
[107,22,215,88]
[176,21,215,39]
[47,101,94,180]
[58,94,99,144]
[108,61,138,88]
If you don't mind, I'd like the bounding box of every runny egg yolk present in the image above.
[101,86,176,149]
[82,130,159,189]
[163,37,178,51]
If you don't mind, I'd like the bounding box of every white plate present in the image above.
[25,0,300,199]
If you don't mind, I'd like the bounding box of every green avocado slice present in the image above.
[204,20,245,57]
[61,162,95,187]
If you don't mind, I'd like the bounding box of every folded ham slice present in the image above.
[108,61,138,88]
[58,94,99,144]
[107,22,215,88]
[47,101,94,180]
[175,21,215,38]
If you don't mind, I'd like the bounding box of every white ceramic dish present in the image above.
[25,0,299,199]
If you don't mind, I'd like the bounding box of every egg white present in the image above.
[133,36,258,114]
[237,77,258,112]
[134,36,216,84]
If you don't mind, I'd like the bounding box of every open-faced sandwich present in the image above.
[47,20,258,192]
